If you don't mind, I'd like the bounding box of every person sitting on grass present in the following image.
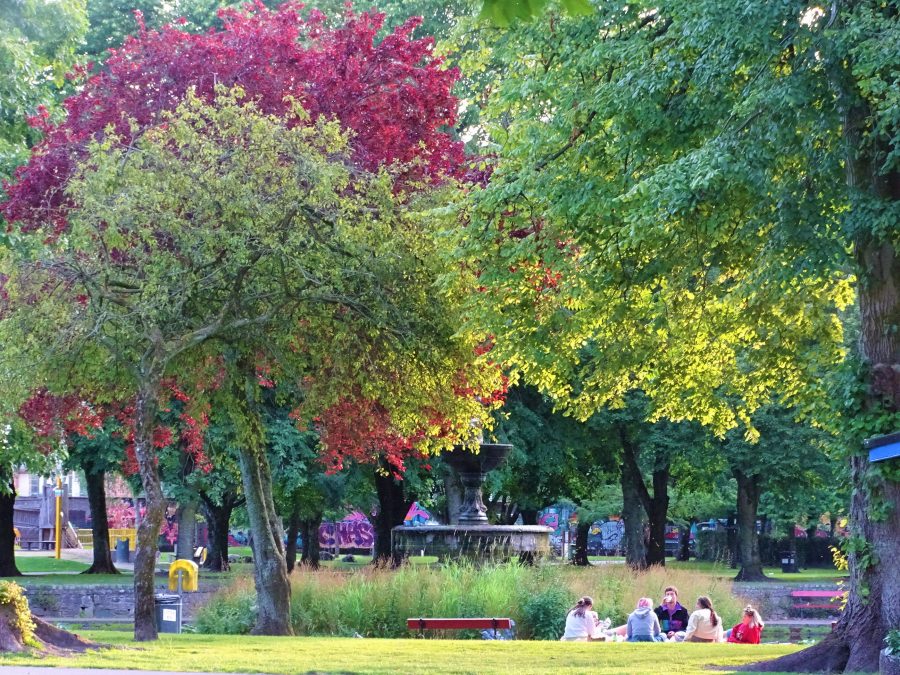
[626,597,665,642]
[684,596,724,643]
[726,606,764,644]
[560,596,602,641]
[654,585,690,640]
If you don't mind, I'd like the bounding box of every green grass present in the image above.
[14,555,90,573]
[667,560,846,583]
[0,631,803,674]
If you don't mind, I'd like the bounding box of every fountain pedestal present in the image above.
[392,443,551,563]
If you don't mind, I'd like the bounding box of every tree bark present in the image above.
[676,520,693,562]
[571,520,591,566]
[82,468,118,574]
[373,464,411,567]
[285,503,300,573]
[238,442,292,635]
[645,468,669,566]
[746,53,900,671]
[620,449,647,569]
[200,492,240,572]
[175,496,198,560]
[132,368,165,642]
[0,479,21,577]
[733,470,768,581]
[300,513,322,569]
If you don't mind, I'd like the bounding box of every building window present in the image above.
[29,475,39,497]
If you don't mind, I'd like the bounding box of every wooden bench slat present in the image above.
[790,590,842,598]
[406,618,512,631]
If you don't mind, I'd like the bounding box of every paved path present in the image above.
[0,668,260,675]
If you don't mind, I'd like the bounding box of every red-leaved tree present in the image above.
[2,2,468,641]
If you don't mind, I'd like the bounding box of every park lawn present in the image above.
[668,560,847,583]
[14,555,89,573]
[0,631,803,674]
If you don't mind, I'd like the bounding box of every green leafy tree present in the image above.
[0,0,86,180]
[445,2,898,668]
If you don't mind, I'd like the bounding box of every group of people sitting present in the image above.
[561,585,765,644]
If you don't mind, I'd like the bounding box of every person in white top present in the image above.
[684,596,724,643]
[560,595,602,641]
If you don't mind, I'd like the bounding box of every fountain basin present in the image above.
[392,524,552,562]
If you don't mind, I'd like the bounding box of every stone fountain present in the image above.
[391,443,552,562]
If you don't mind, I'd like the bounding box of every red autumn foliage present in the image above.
[313,396,421,476]
[1,1,462,236]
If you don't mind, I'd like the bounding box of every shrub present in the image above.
[195,562,746,640]
[0,581,37,647]
[193,577,256,635]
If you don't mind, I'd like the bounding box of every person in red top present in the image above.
[727,605,765,644]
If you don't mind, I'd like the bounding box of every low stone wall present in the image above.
[22,583,220,622]
[733,582,841,620]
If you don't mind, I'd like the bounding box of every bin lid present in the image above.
[154,593,181,603]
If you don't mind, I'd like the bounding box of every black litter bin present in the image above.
[115,538,130,563]
[154,593,182,634]
[781,552,796,573]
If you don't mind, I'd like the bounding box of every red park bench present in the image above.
[790,590,843,617]
[407,617,513,639]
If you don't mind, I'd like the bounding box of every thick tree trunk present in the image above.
[373,465,411,568]
[746,67,900,671]
[132,369,165,642]
[571,520,591,566]
[734,471,767,581]
[285,503,300,573]
[300,514,321,569]
[238,443,293,635]
[200,493,238,573]
[175,496,198,560]
[83,468,118,575]
[0,479,21,577]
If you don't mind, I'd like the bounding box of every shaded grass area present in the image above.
[0,631,803,674]
[667,560,846,583]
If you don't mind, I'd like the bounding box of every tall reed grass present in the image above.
[195,563,744,640]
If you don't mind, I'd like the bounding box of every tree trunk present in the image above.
[571,520,591,566]
[82,468,118,575]
[677,519,694,562]
[645,468,669,566]
[620,454,647,569]
[238,443,293,635]
[0,479,20,577]
[734,470,767,581]
[132,369,165,642]
[618,425,668,567]
[373,465,411,567]
[285,503,300,573]
[300,514,322,569]
[200,492,239,572]
[746,59,900,671]
[175,496,198,560]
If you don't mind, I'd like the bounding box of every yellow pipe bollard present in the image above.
[168,559,200,592]
[54,477,63,560]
